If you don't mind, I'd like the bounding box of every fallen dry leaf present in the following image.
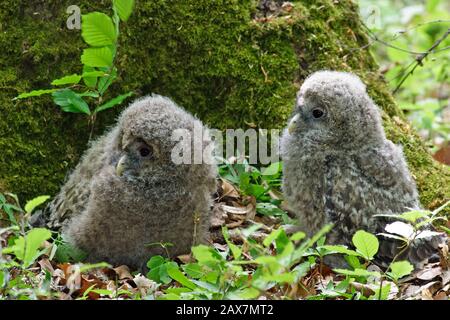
[133,275,157,297]
[433,291,448,300]
[38,258,54,274]
[219,179,240,199]
[440,270,450,286]
[177,254,194,264]
[113,265,133,280]
[416,266,442,281]
[221,204,251,215]
[64,264,82,295]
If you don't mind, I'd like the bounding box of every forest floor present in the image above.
[1,161,449,300]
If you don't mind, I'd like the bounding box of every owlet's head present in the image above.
[112,95,211,182]
[286,71,385,151]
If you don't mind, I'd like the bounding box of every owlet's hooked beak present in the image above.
[288,113,300,134]
[116,155,128,177]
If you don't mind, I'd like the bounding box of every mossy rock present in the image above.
[0,0,448,210]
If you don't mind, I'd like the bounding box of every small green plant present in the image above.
[0,193,50,227]
[52,234,87,263]
[375,201,449,254]
[0,193,23,226]
[144,224,332,300]
[1,194,52,268]
[2,228,52,268]
[14,0,135,139]
[1,194,58,299]
[145,222,429,300]
[218,158,293,223]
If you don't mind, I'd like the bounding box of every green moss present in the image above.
[0,0,448,210]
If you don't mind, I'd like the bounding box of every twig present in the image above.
[393,28,450,94]
[387,60,416,82]
[391,19,450,40]
[339,20,450,58]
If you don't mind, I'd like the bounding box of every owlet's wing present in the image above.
[33,132,116,229]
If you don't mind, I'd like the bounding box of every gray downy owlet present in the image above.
[280,71,445,269]
[39,95,218,270]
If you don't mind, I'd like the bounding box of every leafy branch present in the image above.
[14,0,135,141]
[392,27,450,94]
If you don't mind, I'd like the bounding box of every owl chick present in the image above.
[281,71,443,268]
[43,95,217,270]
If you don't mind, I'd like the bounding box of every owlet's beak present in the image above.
[288,113,300,134]
[116,155,128,177]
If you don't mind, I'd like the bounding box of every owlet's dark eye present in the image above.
[139,147,151,157]
[312,108,324,119]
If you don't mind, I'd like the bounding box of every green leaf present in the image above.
[23,229,52,267]
[292,261,312,282]
[54,241,87,263]
[192,245,224,265]
[113,0,135,22]
[24,195,50,214]
[292,224,333,262]
[256,203,286,217]
[78,91,100,98]
[387,261,414,281]
[51,74,81,86]
[400,210,430,223]
[263,273,295,284]
[319,245,361,257]
[0,270,6,287]
[191,279,221,294]
[222,226,242,260]
[14,89,58,100]
[426,0,440,12]
[82,71,108,78]
[81,47,114,68]
[275,229,290,254]
[52,89,91,114]
[333,268,381,278]
[263,228,283,247]
[94,92,133,113]
[97,68,117,95]
[79,262,111,273]
[159,262,175,284]
[290,231,306,242]
[2,204,20,225]
[241,223,263,238]
[226,288,260,299]
[161,293,181,300]
[82,66,99,88]
[370,283,391,300]
[165,287,192,295]
[81,12,117,46]
[345,255,361,270]
[182,263,204,279]
[146,256,166,282]
[166,264,197,290]
[3,228,52,268]
[352,230,379,260]
[261,162,281,176]
[440,225,450,235]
